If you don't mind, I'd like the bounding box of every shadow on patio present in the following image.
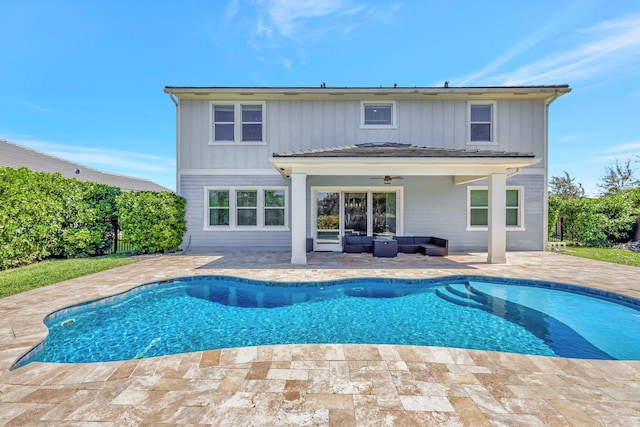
[196,251,482,270]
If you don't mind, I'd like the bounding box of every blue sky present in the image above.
[1,0,639,194]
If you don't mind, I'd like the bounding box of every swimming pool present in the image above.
[12,275,640,369]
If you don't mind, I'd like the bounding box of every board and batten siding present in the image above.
[177,96,548,253]
[178,99,547,171]
[180,174,291,252]
[180,173,544,252]
[402,174,546,252]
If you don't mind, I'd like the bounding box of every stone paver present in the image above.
[1,251,639,425]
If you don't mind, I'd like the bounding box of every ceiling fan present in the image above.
[370,175,404,185]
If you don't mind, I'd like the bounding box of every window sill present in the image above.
[203,227,290,232]
[466,227,526,232]
[466,141,498,146]
[208,141,268,146]
[359,125,397,130]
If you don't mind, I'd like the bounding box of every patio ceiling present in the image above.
[270,142,541,183]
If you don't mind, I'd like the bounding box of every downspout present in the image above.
[167,92,181,196]
[542,90,558,250]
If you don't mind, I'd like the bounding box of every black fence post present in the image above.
[113,225,119,254]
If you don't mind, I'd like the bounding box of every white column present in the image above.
[290,172,307,265]
[487,173,507,264]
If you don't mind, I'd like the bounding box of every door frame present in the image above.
[311,186,404,251]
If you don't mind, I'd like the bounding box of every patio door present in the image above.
[314,191,341,251]
[313,188,401,251]
[343,192,368,236]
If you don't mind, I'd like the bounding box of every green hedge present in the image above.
[549,191,638,247]
[116,191,186,254]
[0,167,186,269]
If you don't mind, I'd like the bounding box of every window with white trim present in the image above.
[205,187,287,230]
[210,102,265,143]
[361,101,396,128]
[467,187,523,229]
[469,101,495,143]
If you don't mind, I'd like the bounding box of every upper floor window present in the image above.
[210,102,265,144]
[213,105,234,141]
[467,186,523,230]
[469,102,495,143]
[361,101,396,128]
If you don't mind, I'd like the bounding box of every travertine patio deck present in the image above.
[1,251,639,425]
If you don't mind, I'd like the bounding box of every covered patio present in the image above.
[270,143,541,265]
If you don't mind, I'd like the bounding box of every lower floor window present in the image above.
[206,187,287,229]
[468,187,523,229]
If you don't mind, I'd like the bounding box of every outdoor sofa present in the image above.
[342,235,448,256]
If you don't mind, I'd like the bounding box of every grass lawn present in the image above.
[0,255,143,299]
[561,246,640,267]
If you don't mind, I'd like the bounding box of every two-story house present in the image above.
[164,85,570,264]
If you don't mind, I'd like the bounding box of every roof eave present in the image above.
[164,85,571,101]
[269,156,541,178]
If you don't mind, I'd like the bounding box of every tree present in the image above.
[598,159,639,196]
[549,171,585,199]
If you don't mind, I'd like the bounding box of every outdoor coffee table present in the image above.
[373,239,398,257]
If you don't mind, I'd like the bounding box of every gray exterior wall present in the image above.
[177,96,548,253]
[182,173,545,252]
[181,174,291,252]
[178,99,547,170]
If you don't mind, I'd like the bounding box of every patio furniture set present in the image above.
[342,235,449,258]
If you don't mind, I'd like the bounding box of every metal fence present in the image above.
[112,231,135,254]
[549,217,564,242]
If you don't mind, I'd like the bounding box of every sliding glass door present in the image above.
[372,192,396,236]
[313,188,400,251]
[344,192,367,236]
[315,191,341,250]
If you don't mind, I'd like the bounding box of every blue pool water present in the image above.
[12,275,640,369]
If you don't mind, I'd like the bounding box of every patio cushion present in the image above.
[396,237,415,245]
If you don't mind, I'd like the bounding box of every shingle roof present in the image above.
[0,140,171,192]
[273,142,535,158]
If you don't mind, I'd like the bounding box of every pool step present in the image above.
[435,283,487,309]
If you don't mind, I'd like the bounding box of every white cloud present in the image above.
[21,101,50,113]
[498,14,640,85]
[266,0,345,37]
[8,138,175,174]
[455,19,559,86]
[454,12,640,87]
[237,0,400,67]
[600,141,640,154]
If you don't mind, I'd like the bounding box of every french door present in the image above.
[313,188,400,251]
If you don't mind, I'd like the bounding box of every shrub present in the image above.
[547,194,562,236]
[554,193,637,247]
[0,167,179,269]
[56,182,120,258]
[317,215,339,230]
[116,191,186,254]
[0,168,66,268]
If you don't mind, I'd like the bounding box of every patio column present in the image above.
[290,172,307,265]
[487,172,507,264]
